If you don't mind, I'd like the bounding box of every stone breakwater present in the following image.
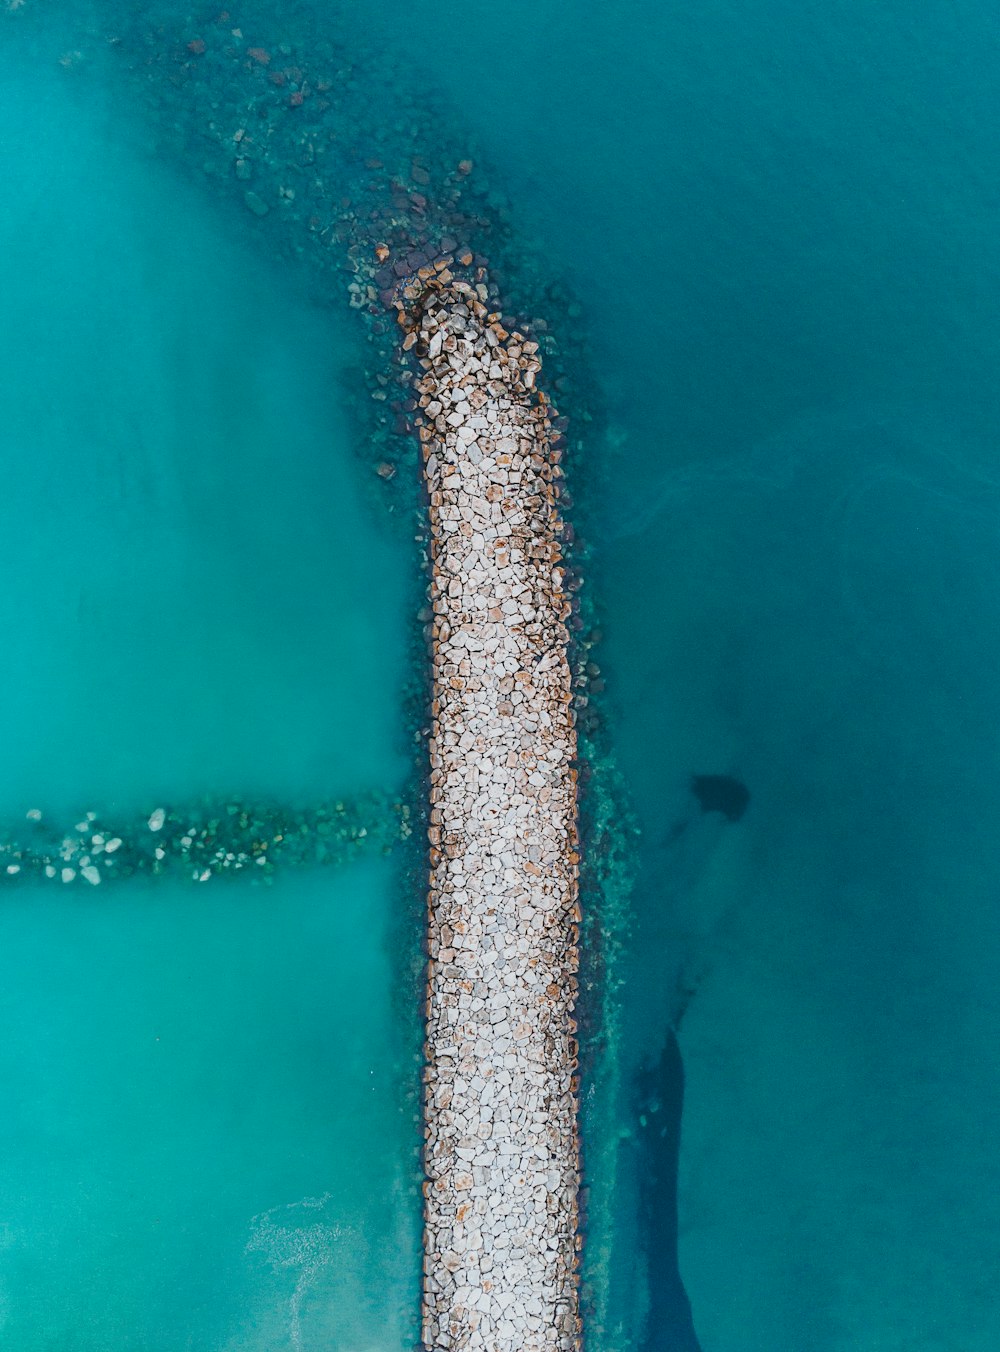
[414,282,582,1352]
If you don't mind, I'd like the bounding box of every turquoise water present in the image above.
[6,1,1000,1349]
[0,870,418,1350]
[0,33,420,1351]
[0,58,407,813]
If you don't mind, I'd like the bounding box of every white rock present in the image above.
[418,289,580,1351]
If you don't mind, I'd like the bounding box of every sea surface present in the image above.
[4,1,1000,1349]
[0,34,419,1350]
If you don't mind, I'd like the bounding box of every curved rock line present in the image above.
[412,282,581,1352]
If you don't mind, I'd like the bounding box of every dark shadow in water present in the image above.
[634,1031,702,1352]
[690,773,750,822]
[664,773,751,845]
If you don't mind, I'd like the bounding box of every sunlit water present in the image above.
[0,31,419,1351]
[0,869,419,1351]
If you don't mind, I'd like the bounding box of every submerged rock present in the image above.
[0,793,410,891]
[690,773,750,822]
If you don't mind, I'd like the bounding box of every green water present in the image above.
[0,38,420,1351]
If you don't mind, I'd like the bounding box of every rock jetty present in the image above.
[414,282,582,1352]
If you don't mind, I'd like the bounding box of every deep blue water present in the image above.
[4,0,1000,1347]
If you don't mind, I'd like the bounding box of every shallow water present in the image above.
[5,1,1000,1348]
[0,868,420,1351]
[0,30,419,1350]
[0,45,409,815]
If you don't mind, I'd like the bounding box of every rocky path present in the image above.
[413,282,582,1352]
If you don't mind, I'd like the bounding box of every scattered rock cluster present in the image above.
[40,2,596,530]
[415,283,581,1352]
[0,793,405,889]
